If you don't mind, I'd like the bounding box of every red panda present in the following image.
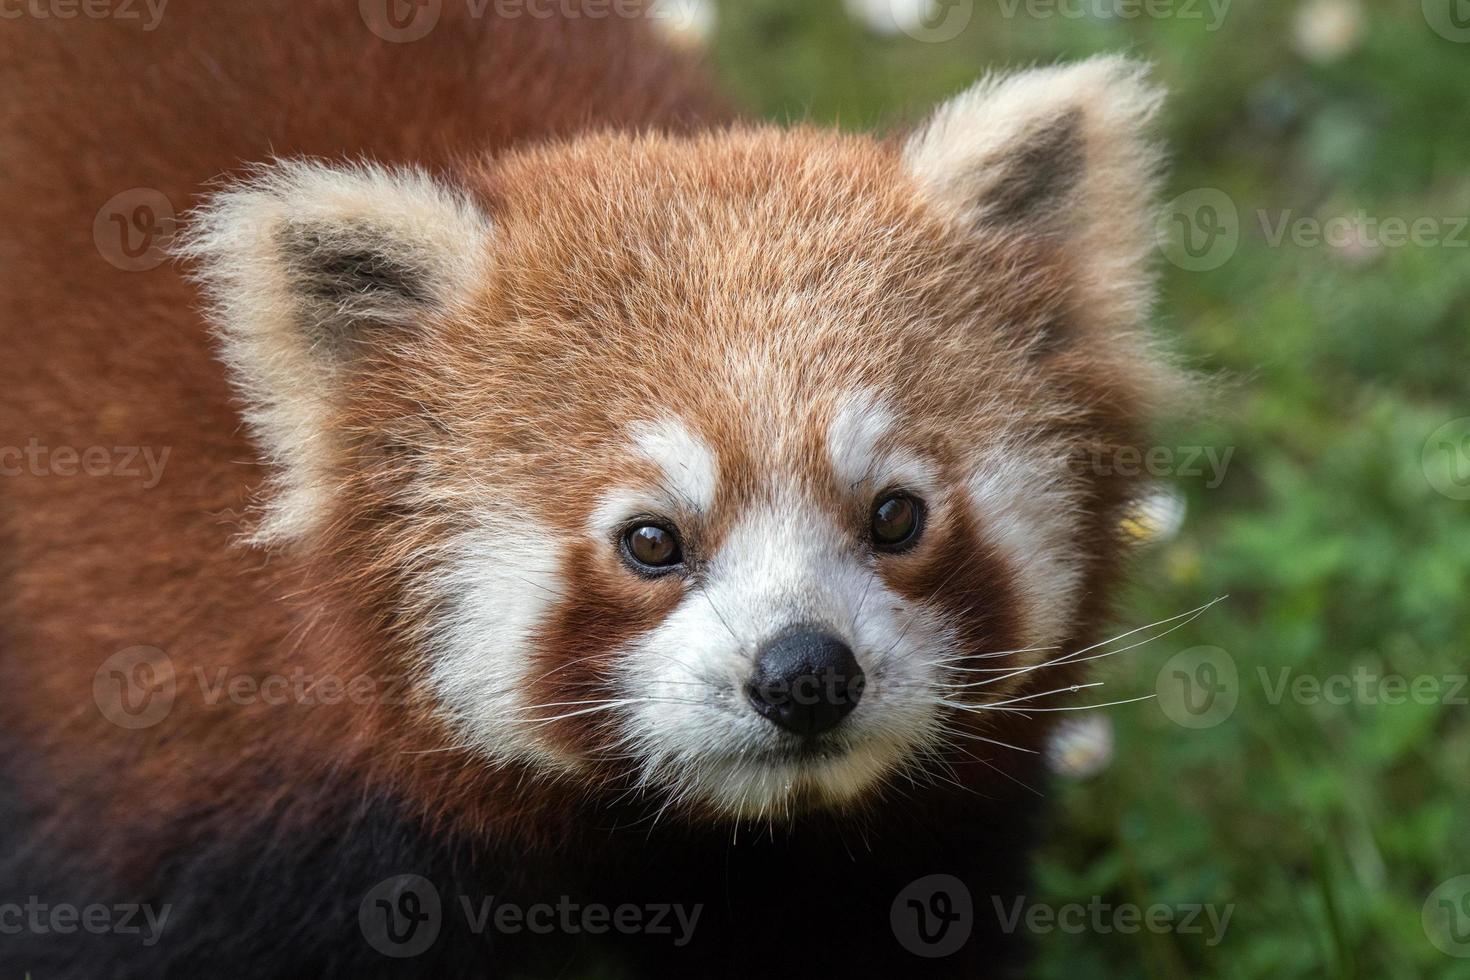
[0,2,1177,976]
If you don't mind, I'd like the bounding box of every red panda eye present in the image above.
[871,493,923,551]
[623,523,683,572]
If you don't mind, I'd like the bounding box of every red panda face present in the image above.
[183,57,1174,821]
[566,402,1030,817]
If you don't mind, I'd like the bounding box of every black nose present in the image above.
[746,630,865,737]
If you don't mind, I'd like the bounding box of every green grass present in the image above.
[710,2,1470,976]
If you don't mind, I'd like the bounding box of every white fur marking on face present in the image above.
[828,390,940,497]
[968,448,1085,651]
[873,447,941,498]
[419,518,573,770]
[629,418,719,513]
[827,389,896,489]
[588,488,661,540]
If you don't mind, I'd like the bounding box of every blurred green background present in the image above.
[699,1,1470,976]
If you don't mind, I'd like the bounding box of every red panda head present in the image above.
[182,57,1175,821]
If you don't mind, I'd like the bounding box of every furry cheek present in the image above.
[412,507,686,774]
[965,447,1087,656]
[411,517,586,772]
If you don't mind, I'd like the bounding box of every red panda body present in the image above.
[0,3,1175,976]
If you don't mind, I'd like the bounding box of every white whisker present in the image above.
[949,597,1226,689]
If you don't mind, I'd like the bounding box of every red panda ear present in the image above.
[903,56,1165,335]
[179,160,492,544]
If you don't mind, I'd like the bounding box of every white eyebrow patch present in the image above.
[629,417,719,513]
[827,389,940,498]
[827,389,896,489]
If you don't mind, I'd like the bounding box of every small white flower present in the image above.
[1121,485,1187,546]
[1046,713,1115,780]
[844,0,937,37]
[650,0,716,48]
[1292,0,1364,64]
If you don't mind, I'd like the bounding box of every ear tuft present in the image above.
[178,160,492,544]
[904,56,1166,332]
[182,160,492,348]
[904,56,1164,232]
